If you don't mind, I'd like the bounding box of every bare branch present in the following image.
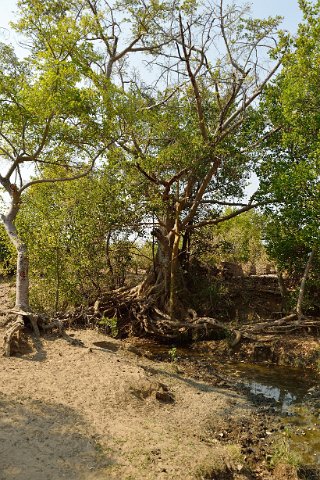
[139,84,186,112]
[219,0,246,77]
[213,59,281,141]
[188,202,263,230]
[19,146,109,193]
[199,199,253,207]
[240,125,282,153]
[182,157,221,227]
[178,14,208,142]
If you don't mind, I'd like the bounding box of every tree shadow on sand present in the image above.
[0,393,115,480]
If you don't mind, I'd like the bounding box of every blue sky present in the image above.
[250,0,302,31]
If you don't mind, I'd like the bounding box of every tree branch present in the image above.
[213,59,281,141]
[178,14,208,142]
[19,147,108,193]
[182,157,221,227]
[188,202,263,230]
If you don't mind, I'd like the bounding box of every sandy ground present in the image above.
[0,283,262,480]
[0,329,254,480]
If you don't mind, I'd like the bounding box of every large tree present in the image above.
[0,0,181,352]
[13,0,282,339]
[111,2,281,336]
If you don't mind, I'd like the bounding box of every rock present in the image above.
[298,465,320,480]
[155,384,175,404]
[129,379,175,403]
[220,261,244,278]
[307,387,320,399]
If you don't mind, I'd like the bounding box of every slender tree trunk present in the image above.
[180,229,191,271]
[54,246,60,313]
[2,195,29,311]
[1,192,32,356]
[15,241,29,311]
[277,267,288,313]
[296,248,316,321]
[105,231,116,289]
[277,268,288,299]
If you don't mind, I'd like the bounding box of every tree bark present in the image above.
[1,189,32,356]
[141,226,171,307]
[169,227,180,320]
[277,268,288,299]
[54,246,60,313]
[105,231,116,289]
[2,192,29,311]
[276,267,289,313]
[296,248,316,321]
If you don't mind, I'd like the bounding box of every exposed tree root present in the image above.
[3,315,25,357]
[3,279,320,356]
[2,309,83,356]
[87,286,320,344]
[3,309,44,356]
[238,313,320,337]
[81,286,235,342]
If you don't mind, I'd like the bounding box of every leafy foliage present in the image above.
[17,166,143,312]
[193,210,268,270]
[256,0,320,270]
[0,224,16,275]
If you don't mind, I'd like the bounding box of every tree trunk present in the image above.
[169,196,182,320]
[276,267,289,313]
[277,268,288,299]
[138,217,188,321]
[54,246,60,313]
[139,226,171,308]
[1,193,32,356]
[2,196,29,311]
[105,231,116,289]
[15,241,29,311]
[169,227,180,320]
[296,248,316,321]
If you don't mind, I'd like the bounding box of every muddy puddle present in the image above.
[221,362,320,466]
[133,340,320,467]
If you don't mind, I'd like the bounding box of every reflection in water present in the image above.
[222,363,320,466]
[249,381,295,409]
[221,362,314,405]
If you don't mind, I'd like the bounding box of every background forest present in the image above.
[0,0,319,342]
